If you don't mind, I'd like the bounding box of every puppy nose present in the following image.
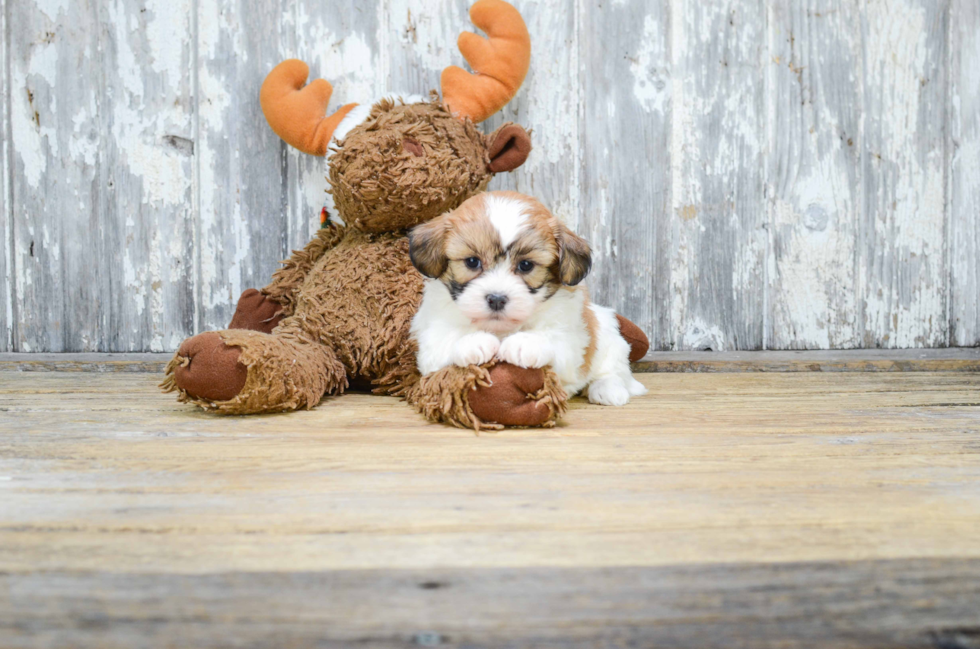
[486,294,508,312]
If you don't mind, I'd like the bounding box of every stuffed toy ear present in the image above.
[408,219,450,278]
[487,123,532,173]
[558,224,592,286]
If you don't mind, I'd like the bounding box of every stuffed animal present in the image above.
[161,0,649,429]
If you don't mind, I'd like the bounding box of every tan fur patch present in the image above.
[444,195,502,269]
[506,207,560,293]
[581,289,599,375]
[425,191,572,296]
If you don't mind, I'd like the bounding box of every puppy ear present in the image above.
[557,224,592,286]
[408,217,449,278]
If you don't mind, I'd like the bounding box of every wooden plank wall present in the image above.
[1,0,977,352]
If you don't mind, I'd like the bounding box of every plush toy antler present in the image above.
[259,60,359,156]
[441,0,531,122]
[260,0,530,156]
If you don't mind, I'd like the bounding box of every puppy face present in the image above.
[409,191,592,334]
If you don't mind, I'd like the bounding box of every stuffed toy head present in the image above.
[259,0,532,233]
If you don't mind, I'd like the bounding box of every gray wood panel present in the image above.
[3,560,979,648]
[860,0,949,348]
[1,0,10,351]
[385,0,468,100]
[98,0,196,352]
[949,0,980,346]
[580,0,670,349]
[3,0,979,351]
[768,0,863,350]
[8,0,104,352]
[669,0,768,351]
[195,0,292,332]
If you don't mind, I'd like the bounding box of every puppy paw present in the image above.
[453,332,501,367]
[497,333,554,369]
[587,377,631,406]
[628,377,648,396]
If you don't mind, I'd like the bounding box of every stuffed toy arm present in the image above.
[227,223,347,333]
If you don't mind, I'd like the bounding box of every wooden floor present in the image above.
[1,367,979,647]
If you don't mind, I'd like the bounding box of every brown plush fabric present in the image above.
[163,328,347,414]
[281,231,425,381]
[328,98,491,233]
[616,314,650,362]
[164,332,248,402]
[466,363,566,428]
[228,289,283,334]
[487,123,532,173]
[262,224,346,318]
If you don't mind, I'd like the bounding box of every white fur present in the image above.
[455,265,539,334]
[497,332,554,368]
[485,194,528,247]
[411,280,647,407]
[331,104,373,147]
[452,332,500,367]
[331,94,426,146]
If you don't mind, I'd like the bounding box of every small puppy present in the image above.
[408,191,646,406]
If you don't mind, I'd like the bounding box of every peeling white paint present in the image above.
[144,0,191,85]
[949,0,980,344]
[683,318,727,352]
[630,14,668,115]
[5,0,977,352]
[34,0,70,22]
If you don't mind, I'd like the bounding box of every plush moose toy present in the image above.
[162,0,648,429]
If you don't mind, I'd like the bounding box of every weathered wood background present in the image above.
[2,0,978,352]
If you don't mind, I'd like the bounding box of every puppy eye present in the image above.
[517,260,535,273]
[464,256,482,270]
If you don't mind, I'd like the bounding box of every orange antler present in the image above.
[441,0,531,123]
[260,60,359,156]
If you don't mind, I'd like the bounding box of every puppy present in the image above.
[408,191,646,406]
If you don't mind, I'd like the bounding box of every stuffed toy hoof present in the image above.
[167,332,248,402]
[616,314,650,362]
[467,363,566,428]
[228,289,283,334]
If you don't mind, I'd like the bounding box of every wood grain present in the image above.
[860,0,949,348]
[768,0,863,349]
[1,0,10,351]
[3,560,979,648]
[2,0,979,352]
[486,0,581,241]
[195,0,291,333]
[99,0,196,352]
[1,369,979,645]
[669,0,768,351]
[580,0,670,351]
[2,371,979,572]
[949,0,980,346]
[8,0,104,352]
